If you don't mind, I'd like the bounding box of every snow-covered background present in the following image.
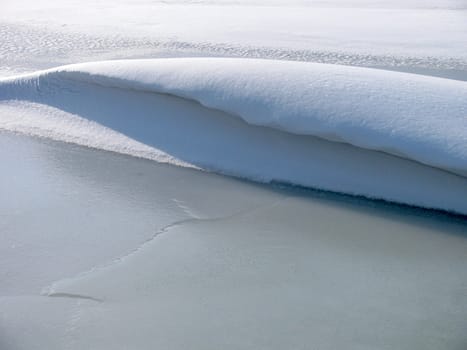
[1,0,466,77]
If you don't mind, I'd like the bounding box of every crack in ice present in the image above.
[45,292,103,303]
[42,196,289,300]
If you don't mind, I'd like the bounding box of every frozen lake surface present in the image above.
[1,132,466,350]
[1,0,467,348]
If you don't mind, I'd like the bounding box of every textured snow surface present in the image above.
[1,0,466,80]
[1,58,466,214]
[2,0,467,60]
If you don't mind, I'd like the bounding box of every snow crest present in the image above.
[1,58,466,214]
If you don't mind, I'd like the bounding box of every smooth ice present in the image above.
[0,132,277,296]
[1,132,466,350]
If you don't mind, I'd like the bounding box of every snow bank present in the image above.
[3,58,466,175]
[1,58,466,214]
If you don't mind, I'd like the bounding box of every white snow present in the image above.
[1,0,466,80]
[1,58,467,214]
[1,0,466,60]
[0,101,192,168]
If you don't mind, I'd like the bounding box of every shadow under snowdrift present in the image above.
[0,59,466,214]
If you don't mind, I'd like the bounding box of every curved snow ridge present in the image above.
[1,58,467,214]
[2,58,466,176]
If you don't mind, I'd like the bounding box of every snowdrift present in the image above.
[1,58,466,214]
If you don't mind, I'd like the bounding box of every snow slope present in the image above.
[1,58,466,214]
